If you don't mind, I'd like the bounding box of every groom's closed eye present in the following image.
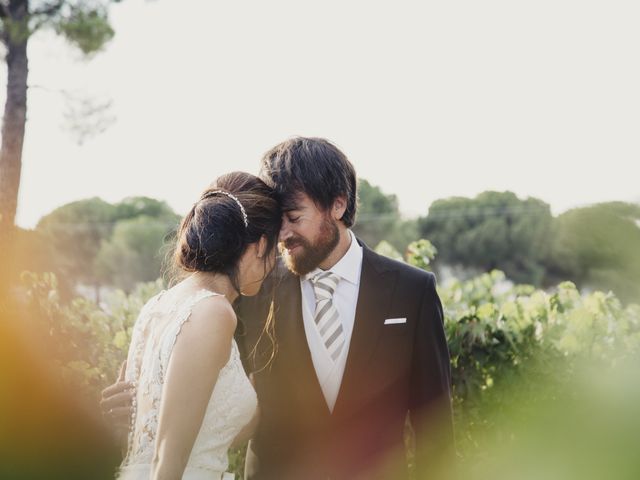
[283,208,302,223]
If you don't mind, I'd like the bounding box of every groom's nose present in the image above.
[279,219,292,243]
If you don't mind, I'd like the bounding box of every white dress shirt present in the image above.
[301,230,363,412]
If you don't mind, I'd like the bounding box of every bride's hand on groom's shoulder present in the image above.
[100,361,135,444]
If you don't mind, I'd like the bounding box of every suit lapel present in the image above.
[332,246,397,417]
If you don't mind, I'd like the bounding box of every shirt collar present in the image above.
[303,230,363,286]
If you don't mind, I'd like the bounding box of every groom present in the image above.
[237,137,453,479]
[102,137,454,479]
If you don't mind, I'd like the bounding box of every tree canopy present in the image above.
[352,179,417,252]
[418,191,553,285]
[548,202,640,303]
[36,196,180,295]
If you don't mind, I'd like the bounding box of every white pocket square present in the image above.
[384,317,406,325]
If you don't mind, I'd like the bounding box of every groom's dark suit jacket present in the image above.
[235,241,454,480]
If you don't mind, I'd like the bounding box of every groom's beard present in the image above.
[279,216,340,276]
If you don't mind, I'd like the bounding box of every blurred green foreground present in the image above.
[1,240,639,479]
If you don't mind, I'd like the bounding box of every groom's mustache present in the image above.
[280,237,307,251]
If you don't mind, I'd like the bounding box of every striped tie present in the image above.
[311,271,345,362]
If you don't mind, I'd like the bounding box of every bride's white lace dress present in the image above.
[117,289,257,480]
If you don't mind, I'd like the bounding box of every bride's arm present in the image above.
[150,297,236,480]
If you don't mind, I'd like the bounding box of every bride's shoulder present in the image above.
[172,294,237,367]
[188,293,237,337]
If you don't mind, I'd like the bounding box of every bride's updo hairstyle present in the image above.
[174,171,281,293]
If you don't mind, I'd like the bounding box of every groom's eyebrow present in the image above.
[283,206,304,214]
[282,198,302,212]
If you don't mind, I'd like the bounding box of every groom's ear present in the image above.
[331,196,348,222]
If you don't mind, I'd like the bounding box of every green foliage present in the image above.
[418,191,553,285]
[374,239,437,269]
[406,239,437,271]
[36,197,118,290]
[436,355,640,480]
[1,1,118,52]
[374,240,404,261]
[353,179,418,252]
[55,6,114,55]
[548,202,640,303]
[96,215,175,291]
[35,196,180,293]
[113,196,181,224]
[19,271,251,475]
[359,178,400,215]
[402,253,640,461]
[19,239,640,476]
[228,445,248,480]
[2,16,31,43]
[20,271,164,397]
[3,227,58,290]
[418,193,640,304]
[373,241,640,461]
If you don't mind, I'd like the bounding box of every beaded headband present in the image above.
[199,190,249,228]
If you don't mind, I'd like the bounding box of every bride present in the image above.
[115,171,281,480]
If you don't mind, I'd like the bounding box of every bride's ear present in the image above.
[256,234,268,259]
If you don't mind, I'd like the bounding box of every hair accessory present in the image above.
[199,190,249,228]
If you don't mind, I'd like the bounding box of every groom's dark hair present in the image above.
[259,137,358,227]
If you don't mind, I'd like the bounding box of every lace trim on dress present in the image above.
[121,288,222,469]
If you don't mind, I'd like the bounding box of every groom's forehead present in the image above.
[282,191,313,212]
[282,196,299,212]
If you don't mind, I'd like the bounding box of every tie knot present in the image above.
[311,271,340,301]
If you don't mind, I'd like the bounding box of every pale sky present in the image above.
[5,0,639,228]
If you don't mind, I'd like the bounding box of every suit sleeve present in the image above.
[409,273,455,478]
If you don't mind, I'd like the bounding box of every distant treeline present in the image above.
[9,180,640,303]
[353,183,640,303]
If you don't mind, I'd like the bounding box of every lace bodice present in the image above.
[117,289,257,479]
